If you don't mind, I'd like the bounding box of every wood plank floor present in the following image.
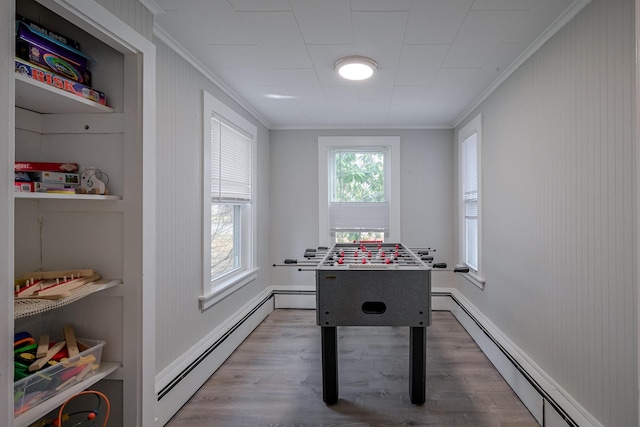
[166,309,538,426]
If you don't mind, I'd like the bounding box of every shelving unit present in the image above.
[14,192,121,200]
[2,1,156,426]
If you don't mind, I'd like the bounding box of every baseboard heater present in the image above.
[156,293,276,400]
[438,291,579,427]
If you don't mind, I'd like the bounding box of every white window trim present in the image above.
[318,136,401,246]
[200,90,258,310]
[458,114,485,289]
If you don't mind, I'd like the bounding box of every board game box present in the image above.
[15,162,79,172]
[16,20,91,85]
[15,58,106,106]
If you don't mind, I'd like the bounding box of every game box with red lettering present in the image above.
[15,58,106,106]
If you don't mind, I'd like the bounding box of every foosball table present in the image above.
[316,242,431,405]
[274,242,468,405]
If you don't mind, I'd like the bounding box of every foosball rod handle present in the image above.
[430,264,471,273]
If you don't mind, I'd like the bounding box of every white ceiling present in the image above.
[151,0,586,130]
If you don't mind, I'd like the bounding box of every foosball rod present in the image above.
[273,246,329,267]
[272,259,320,267]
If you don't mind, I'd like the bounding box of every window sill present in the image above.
[199,267,259,311]
[461,270,485,290]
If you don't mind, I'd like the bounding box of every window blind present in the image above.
[210,115,252,202]
[462,132,478,270]
[329,202,389,232]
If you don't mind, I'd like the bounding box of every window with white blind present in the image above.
[318,136,400,246]
[458,114,484,288]
[201,91,257,310]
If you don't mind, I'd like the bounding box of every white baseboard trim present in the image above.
[153,285,599,427]
[443,288,602,427]
[154,289,274,426]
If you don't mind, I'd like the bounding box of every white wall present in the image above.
[269,129,456,289]
[454,0,637,425]
[154,38,271,376]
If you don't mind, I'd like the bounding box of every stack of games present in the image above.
[14,162,80,194]
[14,15,107,105]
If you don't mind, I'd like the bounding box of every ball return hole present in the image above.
[362,301,386,314]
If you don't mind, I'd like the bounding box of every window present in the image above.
[458,114,484,288]
[318,136,400,245]
[201,91,257,310]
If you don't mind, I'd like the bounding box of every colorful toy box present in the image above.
[15,58,106,106]
[15,20,91,85]
[13,339,104,416]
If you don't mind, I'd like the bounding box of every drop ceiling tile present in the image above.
[155,2,255,45]
[471,0,533,10]
[290,0,352,44]
[242,86,292,100]
[357,100,390,124]
[395,44,450,87]
[430,67,480,88]
[211,66,282,87]
[389,86,429,117]
[299,99,357,126]
[323,86,359,103]
[275,69,325,99]
[248,98,307,127]
[350,0,411,11]
[405,0,474,44]
[442,10,527,68]
[228,0,292,11]
[237,11,313,68]
[352,11,409,66]
[153,0,189,11]
[356,68,396,101]
[417,100,465,127]
[203,45,266,68]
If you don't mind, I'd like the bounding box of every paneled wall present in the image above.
[95,0,154,40]
[269,129,456,289]
[454,0,636,425]
[154,38,271,374]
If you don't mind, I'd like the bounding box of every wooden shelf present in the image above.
[14,192,121,201]
[15,72,113,115]
[14,280,122,320]
[13,362,120,427]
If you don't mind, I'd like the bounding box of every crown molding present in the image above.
[452,0,592,129]
[152,23,272,130]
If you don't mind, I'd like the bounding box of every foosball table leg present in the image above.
[321,326,339,404]
[409,326,426,404]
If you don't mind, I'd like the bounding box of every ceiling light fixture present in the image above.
[334,55,377,81]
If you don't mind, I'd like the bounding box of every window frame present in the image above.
[318,136,400,246]
[458,114,485,289]
[200,90,258,310]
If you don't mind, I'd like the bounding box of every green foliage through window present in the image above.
[333,151,385,203]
